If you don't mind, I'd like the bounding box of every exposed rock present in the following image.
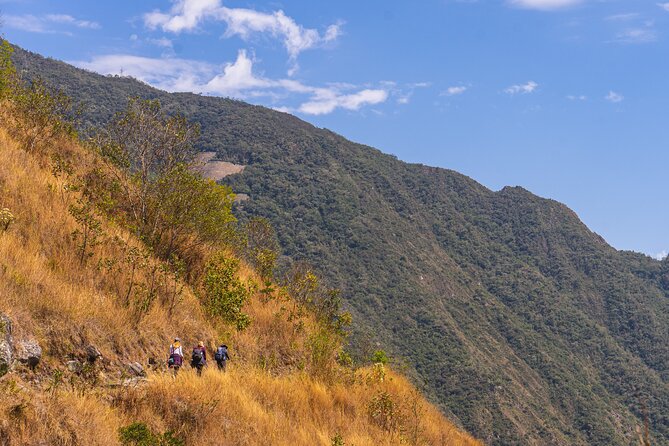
[66,359,82,373]
[85,344,102,363]
[127,361,145,376]
[16,340,42,370]
[0,314,13,376]
[122,376,147,387]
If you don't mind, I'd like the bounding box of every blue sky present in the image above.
[1,0,668,259]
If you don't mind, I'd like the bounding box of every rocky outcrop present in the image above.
[16,340,42,370]
[0,314,12,376]
[0,314,43,374]
[127,362,145,377]
[85,344,102,363]
[66,359,82,373]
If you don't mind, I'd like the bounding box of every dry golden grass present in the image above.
[0,118,481,445]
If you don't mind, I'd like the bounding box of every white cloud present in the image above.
[147,37,173,48]
[614,27,657,43]
[567,94,587,101]
[44,14,100,29]
[654,250,668,260]
[504,81,538,95]
[507,0,583,11]
[143,0,340,64]
[605,91,624,103]
[2,13,100,33]
[658,3,669,12]
[604,13,639,22]
[441,86,468,96]
[299,89,388,115]
[73,50,389,115]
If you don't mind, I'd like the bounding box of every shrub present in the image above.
[201,253,253,330]
[0,208,15,231]
[119,422,183,446]
[367,391,404,433]
[11,77,79,152]
[0,39,17,99]
[371,349,390,365]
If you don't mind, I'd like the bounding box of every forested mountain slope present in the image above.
[11,45,669,446]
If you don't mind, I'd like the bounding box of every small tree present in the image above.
[149,164,236,259]
[69,199,103,264]
[11,78,79,152]
[201,253,253,330]
[95,98,200,230]
[0,38,17,99]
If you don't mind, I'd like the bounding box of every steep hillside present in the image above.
[10,44,669,445]
[0,73,480,444]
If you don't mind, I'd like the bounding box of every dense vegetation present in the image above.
[9,44,669,445]
[0,41,479,446]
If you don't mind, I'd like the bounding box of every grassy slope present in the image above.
[0,119,480,446]
[9,46,669,445]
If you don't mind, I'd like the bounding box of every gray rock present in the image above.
[0,314,13,376]
[85,345,102,363]
[127,362,145,376]
[66,359,82,373]
[16,340,42,370]
[122,376,147,387]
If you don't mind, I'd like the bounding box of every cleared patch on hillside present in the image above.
[196,151,245,181]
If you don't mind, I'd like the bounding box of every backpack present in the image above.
[191,348,203,366]
[215,346,228,362]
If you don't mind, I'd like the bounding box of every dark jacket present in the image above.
[192,346,207,366]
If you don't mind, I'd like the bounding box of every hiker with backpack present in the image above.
[214,344,230,372]
[191,341,207,376]
[167,337,184,374]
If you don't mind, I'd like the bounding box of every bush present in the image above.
[201,253,254,330]
[371,349,390,365]
[119,422,183,446]
[0,39,17,99]
[367,391,404,433]
[0,208,15,232]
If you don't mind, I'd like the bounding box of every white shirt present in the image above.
[170,344,183,357]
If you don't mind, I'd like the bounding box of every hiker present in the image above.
[167,337,184,374]
[191,341,207,376]
[214,344,230,372]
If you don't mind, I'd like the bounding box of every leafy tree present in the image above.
[92,98,235,263]
[201,253,253,330]
[0,38,17,99]
[94,98,200,230]
[10,77,78,152]
[150,163,235,260]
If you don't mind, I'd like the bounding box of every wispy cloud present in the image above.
[2,13,100,34]
[604,13,639,22]
[654,250,668,260]
[73,50,388,115]
[605,91,624,103]
[441,85,468,96]
[504,81,538,95]
[394,82,430,104]
[143,0,340,74]
[614,27,657,44]
[567,94,587,101]
[658,3,669,12]
[507,0,583,11]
